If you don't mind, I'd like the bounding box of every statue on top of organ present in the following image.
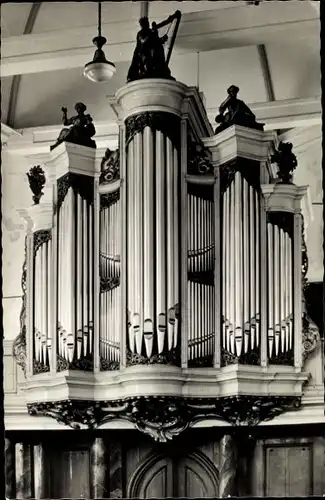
[127,11,181,82]
[214,85,264,134]
[50,102,96,151]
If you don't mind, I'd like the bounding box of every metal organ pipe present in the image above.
[166,137,175,351]
[134,133,143,355]
[156,131,166,355]
[249,187,256,351]
[143,126,154,357]
[127,140,135,354]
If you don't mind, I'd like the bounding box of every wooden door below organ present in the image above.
[128,451,219,498]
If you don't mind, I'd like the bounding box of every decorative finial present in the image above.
[26,165,46,205]
[271,142,297,184]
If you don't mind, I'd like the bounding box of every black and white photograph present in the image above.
[1,1,323,498]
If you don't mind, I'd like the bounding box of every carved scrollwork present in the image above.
[187,136,213,175]
[125,112,180,149]
[27,165,46,205]
[12,239,27,378]
[126,346,181,367]
[100,357,120,371]
[100,191,120,210]
[302,313,320,361]
[220,158,261,194]
[27,394,302,441]
[33,360,50,374]
[221,347,260,367]
[56,352,94,372]
[100,148,120,184]
[100,276,120,293]
[33,229,51,255]
[57,173,94,208]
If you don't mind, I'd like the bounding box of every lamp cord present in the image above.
[98,2,102,38]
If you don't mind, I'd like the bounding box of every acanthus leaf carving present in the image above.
[27,395,302,441]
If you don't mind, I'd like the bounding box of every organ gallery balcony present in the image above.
[11,79,322,441]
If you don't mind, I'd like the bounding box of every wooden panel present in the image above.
[265,446,287,497]
[287,446,312,496]
[265,444,312,497]
[177,458,217,498]
[137,457,174,499]
[49,448,90,499]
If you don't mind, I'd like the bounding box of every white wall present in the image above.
[2,151,34,341]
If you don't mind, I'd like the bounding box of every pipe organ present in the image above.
[33,230,52,373]
[266,212,294,364]
[220,161,262,365]
[56,173,94,371]
[125,117,180,365]
[99,179,121,370]
[16,81,318,434]
[186,138,215,367]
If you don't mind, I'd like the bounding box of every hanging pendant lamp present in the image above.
[84,2,116,83]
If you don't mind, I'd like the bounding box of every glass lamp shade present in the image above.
[84,36,116,83]
[84,60,116,83]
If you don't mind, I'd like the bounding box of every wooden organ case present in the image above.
[14,80,322,448]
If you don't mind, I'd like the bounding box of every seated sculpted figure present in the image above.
[127,17,172,82]
[215,85,264,135]
[50,102,96,151]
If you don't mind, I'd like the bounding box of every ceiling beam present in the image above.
[1,3,318,77]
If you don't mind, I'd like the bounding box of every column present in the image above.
[15,442,33,499]
[34,443,47,499]
[5,437,16,499]
[219,434,238,497]
[90,437,109,498]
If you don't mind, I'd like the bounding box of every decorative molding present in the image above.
[27,394,302,441]
[100,148,120,184]
[220,157,261,193]
[26,165,46,205]
[125,111,180,149]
